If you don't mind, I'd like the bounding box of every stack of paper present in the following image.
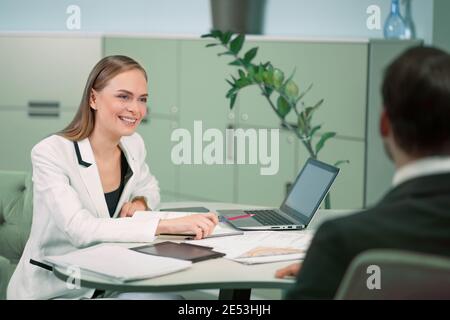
[44,244,192,283]
[186,231,314,264]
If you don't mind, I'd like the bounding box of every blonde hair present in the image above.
[60,55,147,141]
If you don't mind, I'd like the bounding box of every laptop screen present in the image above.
[281,159,339,223]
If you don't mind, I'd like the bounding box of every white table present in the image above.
[53,202,356,299]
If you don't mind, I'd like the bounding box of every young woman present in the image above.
[8,55,218,299]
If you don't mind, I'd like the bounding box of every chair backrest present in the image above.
[335,249,450,300]
[0,170,33,262]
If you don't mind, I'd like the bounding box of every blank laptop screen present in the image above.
[284,161,337,219]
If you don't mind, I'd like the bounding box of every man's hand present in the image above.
[275,263,302,279]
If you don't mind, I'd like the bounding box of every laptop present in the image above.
[218,158,339,231]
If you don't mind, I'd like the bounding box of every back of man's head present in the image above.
[382,46,450,157]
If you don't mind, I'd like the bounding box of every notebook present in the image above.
[44,244,192,283]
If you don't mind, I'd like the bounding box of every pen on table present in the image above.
[158,232,242,240]
[225,214,255,221]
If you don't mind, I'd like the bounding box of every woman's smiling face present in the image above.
[91,68,148,139]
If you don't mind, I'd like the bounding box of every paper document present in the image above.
[134,211,243,238]
[44,244,192,283]
[186,231,314,264]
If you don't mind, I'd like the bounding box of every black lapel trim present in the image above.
[30,259,53,272]
[74,141,92,167]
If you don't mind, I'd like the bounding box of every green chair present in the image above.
[0,171,33,300]
[335,249,450,300]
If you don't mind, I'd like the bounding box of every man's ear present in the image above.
[380,109,391,138]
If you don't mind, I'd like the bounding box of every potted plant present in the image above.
[201,30,348,209]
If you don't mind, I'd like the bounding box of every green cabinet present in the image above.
[236,129,298,206]
[238,41,368,140]
[177,40,237,202]
[137,116,179,201]
[0,109,76,170]
[0,36,101,110]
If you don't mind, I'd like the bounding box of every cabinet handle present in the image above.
[228,112,235,120]
[28,101,59,117]
[241,113,249,121]
[171,106,178,114]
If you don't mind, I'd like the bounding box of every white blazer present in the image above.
[7,133,161,299]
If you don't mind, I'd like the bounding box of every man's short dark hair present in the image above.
[382,46,450,156]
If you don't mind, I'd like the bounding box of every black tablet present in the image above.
[130,241,225,263]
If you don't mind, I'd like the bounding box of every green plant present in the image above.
[202,30,348,209]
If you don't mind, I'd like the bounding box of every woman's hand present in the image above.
[275,263,302,279]
[156,213,219,240]
[119,198,148,218]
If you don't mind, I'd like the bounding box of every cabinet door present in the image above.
[103,37,179,118]
[298,138,365,209]
[237,129,298,207]
[238,41,368,140]
[177,40,237,202]
[0,109,75,170]
[137,116,178,200]
[0,36,101,109]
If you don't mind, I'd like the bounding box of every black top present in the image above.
[286,173,450,299]
[104,151,129,217]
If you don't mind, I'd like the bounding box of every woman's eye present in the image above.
[140,98,147,103]
[118,95,129,100]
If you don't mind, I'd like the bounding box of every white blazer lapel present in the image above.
[111,138,138,218]
[74,138,110,218]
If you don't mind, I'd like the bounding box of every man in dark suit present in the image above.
[275,46,450,299]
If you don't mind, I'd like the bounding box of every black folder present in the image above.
[130,241,225,263]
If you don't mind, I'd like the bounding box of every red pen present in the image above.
[226,214,255,221]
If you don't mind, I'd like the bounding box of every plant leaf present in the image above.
[296,83,313,103]
[277,96,291,118]
[205,43,218,48]
[230,34,245,55]
[221,31,233,44]
[201,30,223,39]
[244,47,258,64]
[309,125,322,138]
[238,69,246,79]
[297,114,307,133]
[229,59,243,67]
[334,160,350,167]
[218,51,233,57]
[229,93,237,110]
[315,132,336,155]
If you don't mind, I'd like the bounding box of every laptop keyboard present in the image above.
[243,210,294,226]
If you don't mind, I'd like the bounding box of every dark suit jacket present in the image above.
[286,173,450,299]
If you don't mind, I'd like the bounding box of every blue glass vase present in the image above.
[403,0,416,39]
[384,0,407,39]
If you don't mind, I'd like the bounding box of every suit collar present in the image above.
[383,173,450,204]
[73,137,137,218]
